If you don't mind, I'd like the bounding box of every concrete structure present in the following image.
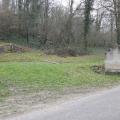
[105,48,120,73]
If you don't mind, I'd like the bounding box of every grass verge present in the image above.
[0,51,120,99]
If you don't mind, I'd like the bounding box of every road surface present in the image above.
[3,87,120,120]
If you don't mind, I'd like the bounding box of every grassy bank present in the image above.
[0,51,120,99]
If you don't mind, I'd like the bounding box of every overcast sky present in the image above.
[58,0,80,8]
[59,0,98,9]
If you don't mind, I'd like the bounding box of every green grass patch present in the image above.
[0,51,120,98]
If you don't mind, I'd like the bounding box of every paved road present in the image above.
[3,87,120,120]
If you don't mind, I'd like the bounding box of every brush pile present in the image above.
[0,43,31,53]
[91,65,105,74]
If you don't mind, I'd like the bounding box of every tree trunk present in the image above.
[18,0,23,34]
[110,13,114,45]
[84,0,94,51]
[113,0,120,46]
[43,0,49,45]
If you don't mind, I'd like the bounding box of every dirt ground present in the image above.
[0,87,109,119]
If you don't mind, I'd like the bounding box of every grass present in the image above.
[0,50,120,98]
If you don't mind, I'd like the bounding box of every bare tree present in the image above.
[95,9,105,32]
[101,0,120,45]
[0,0,117,51]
